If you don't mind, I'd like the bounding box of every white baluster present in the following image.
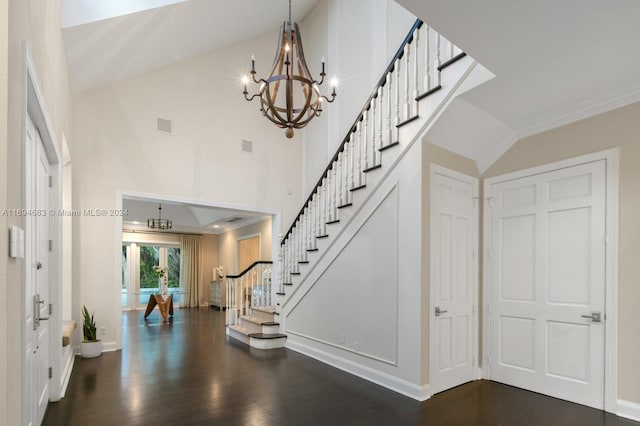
[436,33,442,87]
[363,111,369,170]
[244,275,249,316]
[424,24,431,91]
[395,58,401,141]
[302,209,308,261]
[356,121,363,187]
[337,152,343,207]
[404,43,411,120]
[343,143,350,204]
[377,86,384,152]
[349,132,356,189]
[331,164,338,220]
[413,28,420,115]
[326,172,332,222]
[387,71,393,145]
[370,98,377,167]
[321,179,328,234]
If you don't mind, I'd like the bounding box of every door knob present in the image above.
[581,312,601,322]
[435,306,448,317]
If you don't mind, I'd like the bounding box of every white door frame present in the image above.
[429,164,480,394]
[482,148,619,413]
[21,41,64,416]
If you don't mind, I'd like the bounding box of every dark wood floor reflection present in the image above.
[43,308,636,426]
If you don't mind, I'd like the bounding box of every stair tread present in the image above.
[379,141,399,152]
[363,164,382,173]
[416,84,442,102]
[396,115,420,128]
[248,333,287,340]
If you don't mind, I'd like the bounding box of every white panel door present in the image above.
[25,116,51,426]
[35,130,51,425]
[430,166,478,393]
[488,160,606,409]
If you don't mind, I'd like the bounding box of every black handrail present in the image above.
[281,19,423,245]
[225,260,273,279]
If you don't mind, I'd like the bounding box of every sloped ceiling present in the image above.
[62,0,319,92]
[62,0,640,171]
[397,0,640,171]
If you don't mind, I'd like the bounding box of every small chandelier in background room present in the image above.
[242,0,337,138]
[147,203,172,230]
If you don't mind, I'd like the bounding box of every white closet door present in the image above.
[488,160,606,409]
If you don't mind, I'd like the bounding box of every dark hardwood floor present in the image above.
[43,308,637,426]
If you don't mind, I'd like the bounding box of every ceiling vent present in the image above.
[156,117,172,134]
[225,216,244,223]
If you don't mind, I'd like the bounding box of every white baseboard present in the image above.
[286,338,431,401]
[60,347,75,398]
[617,399,640,422]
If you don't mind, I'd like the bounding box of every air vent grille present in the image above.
[156,117,172,134]
[225,216,243,223]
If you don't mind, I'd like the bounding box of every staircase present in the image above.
[225,261,288,349]
[275,19,484,306]
[227,20,490,359]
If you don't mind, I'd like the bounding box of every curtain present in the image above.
[180,235,202,308]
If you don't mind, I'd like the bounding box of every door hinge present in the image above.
[486,196,493,208]
[48,367,52,379]
[49,239,53,251]
[49,303,52,316]
[49,175,52,188]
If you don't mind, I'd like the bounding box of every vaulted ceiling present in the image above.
[61,0,640,228]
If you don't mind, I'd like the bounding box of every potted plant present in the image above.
[80,305,103,358]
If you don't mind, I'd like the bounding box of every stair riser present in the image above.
[249,337,287,350]
[238,320,262,334]
[262,324,280,334]
[251,310,276,322]
[226,327,250,345]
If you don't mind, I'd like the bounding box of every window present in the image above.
[121,243,181,309]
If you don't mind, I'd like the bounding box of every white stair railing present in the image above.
[225,261,273,325]
[278,19,466,296]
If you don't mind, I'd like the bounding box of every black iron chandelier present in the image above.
[242,0,337,138]
[147,203,172,230]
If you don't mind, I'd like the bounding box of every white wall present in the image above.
[71,31,299,350]
[0,0,8,422]
[300,0,416,196]
[285,140,424,396]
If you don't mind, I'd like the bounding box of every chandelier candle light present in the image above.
[147,203,173,230]
[242,0,337,138]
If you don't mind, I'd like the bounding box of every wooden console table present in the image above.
[144,294,174,321]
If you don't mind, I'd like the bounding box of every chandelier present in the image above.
[147,203,172,230]
[242,0,337,138]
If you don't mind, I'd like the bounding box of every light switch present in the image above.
[9,225,24,258]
